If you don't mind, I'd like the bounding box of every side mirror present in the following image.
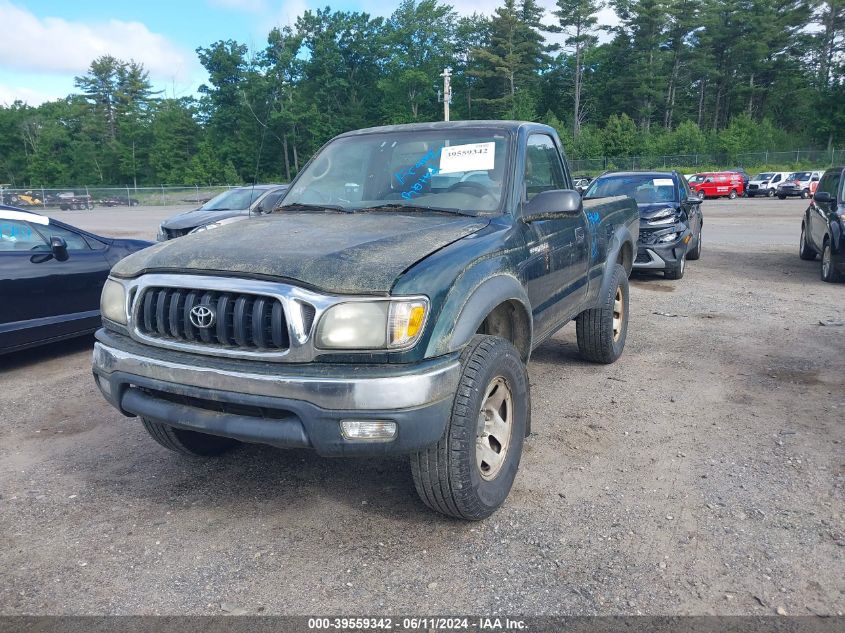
[813,191,832,203]
[523,189,582,221]
[50,236,68,261]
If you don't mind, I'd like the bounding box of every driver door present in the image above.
[520,134,588,338]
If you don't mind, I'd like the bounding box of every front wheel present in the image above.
[687,228,702,260]
[767,189,775,197]
[799,224,816,260]
[142,418,239,456]
[821,241,843,283]
[778,194,786,200]
[664,252,686,280]
[410,335,529,520]
[801,190,809,199]
[576,263,630,364]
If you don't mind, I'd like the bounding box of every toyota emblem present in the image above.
[189,304,216,329]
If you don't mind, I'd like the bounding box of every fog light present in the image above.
[94,375,112,399]
[340,420,397,441]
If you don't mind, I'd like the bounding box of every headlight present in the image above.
[189,221,223,234]
[100,279,127,325]
[156,224,167,241]
[645,208,677,226]
[188,216,246,234]
[316,299,428,350]
[657,232,680,244]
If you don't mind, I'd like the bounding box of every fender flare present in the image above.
[597,224,636,301]
[426,273,532,362]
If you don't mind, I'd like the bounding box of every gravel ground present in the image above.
[1,198,843,616]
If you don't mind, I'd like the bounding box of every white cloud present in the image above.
[0,1,195,83]
[0,83,62,106]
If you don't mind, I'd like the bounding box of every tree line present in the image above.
[0,0,842,187]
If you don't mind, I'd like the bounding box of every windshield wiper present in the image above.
[278,202,351,213]
[362,203,475,216]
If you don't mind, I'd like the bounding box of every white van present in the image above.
[747,172,790,197]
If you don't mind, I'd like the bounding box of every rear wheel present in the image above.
[728,189,738,199]
[799,224,816,260]
[410,335,529,520]
[821,241,843,283]
[141,418,239,456]
[575,264,630,364]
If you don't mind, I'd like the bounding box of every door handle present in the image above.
[575,227,585,243]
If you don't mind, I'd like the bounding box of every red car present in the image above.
[688,172,745,199]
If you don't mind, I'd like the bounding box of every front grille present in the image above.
[165,228,190,239]
[136,287,289,351]
[749,184,759,191]
[635,252,651,263]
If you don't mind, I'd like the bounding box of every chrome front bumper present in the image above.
[92,332,461,455]
[93,341,460,411]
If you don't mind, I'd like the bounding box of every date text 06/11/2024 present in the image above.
[306,617,528,630]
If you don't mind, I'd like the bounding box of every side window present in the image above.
[828,173,841,199]
[772,174,781,184]
[0,220,49,252]
[817,175,830,195]
[524,134,565,200]
[36,223,91,250]
[261,190,287,211]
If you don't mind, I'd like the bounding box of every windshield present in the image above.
[789,172,811,181]
[280,129,512,215]
[585,174,677,204]
[201,188,265,211]
[754,173,774,180]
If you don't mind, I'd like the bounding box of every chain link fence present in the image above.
[570,149,845,174]
[0,185,239,210]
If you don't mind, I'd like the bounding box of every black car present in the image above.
[799,167,845,282]
[584,170,703,280]
[157,184,288,240]
[0,205,152,354]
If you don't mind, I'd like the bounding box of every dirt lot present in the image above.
[1,199,843,616]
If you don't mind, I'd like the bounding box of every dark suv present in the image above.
[799,166,845,282]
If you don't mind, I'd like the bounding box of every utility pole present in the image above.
[440,67,452,121]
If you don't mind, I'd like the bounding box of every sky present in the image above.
[0,0,617,107]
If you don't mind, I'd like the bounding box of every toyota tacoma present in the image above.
[92,121,638,520]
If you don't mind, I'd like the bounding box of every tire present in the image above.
[664,252,686,280]
[410,335,529,520]
[801,190,809,199]
[141,418,239,456]
[821,240,843,283]
[728,189,737,199]
[748,192,755,198]
[766,189,775,197]
[687,228,702,260]
[799,224,816,260]
[778,194,786,200]
[575,263,630,364]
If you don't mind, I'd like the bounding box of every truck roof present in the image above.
[337,120,553,138]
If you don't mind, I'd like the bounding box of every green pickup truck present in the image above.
[92,121,639,519]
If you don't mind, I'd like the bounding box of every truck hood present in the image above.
[112,211,490,293]
[162,207,250,230]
